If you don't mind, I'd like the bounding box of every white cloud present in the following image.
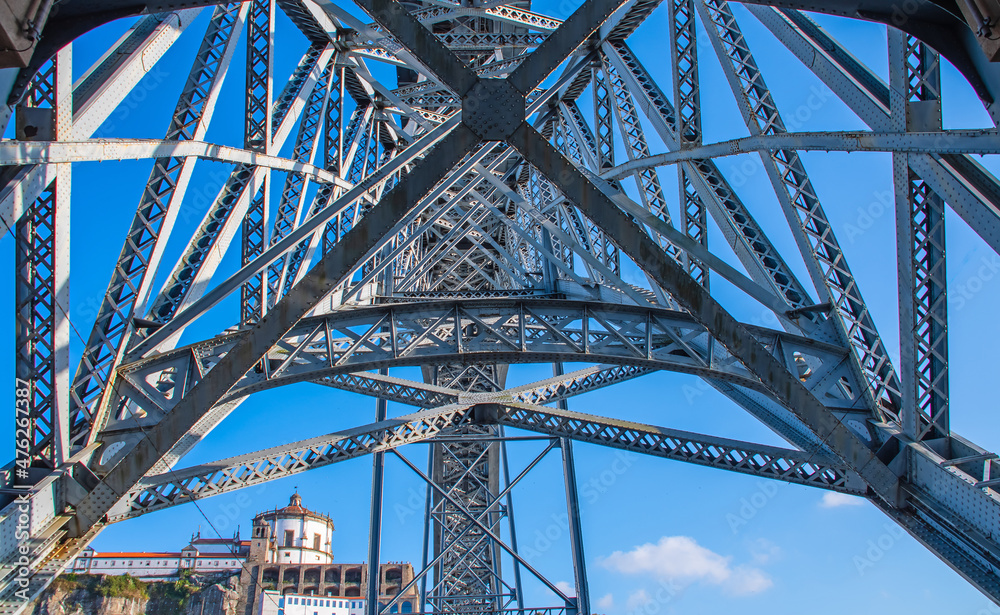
[555,581,575,596]
[625,589,651,611]
[820,492,865,508]
[598,535,773,596]
[596,593,614,611]
[599,536,730,583]
[727,565,774,594]
[748,538,781,564]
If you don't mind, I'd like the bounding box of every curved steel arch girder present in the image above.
[52,0,996,604]
[105,299,868,447]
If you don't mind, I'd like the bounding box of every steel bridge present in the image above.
[0,0,999,611]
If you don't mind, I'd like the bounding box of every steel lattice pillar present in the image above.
[14,46,71,481]
[890,30,949,441]
[241,0,275,325]
[427,364,508,613]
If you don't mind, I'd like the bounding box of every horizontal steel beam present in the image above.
[108,398,868,523]
[492,401,866,493]
[0,139,347,186]
[111,404,473,521]
[604,130,1000,180]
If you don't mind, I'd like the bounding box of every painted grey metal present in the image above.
[366,369,388,615]
[554,364,590,615]
[68,5,248,452]
[889,30,949,441]
[13,47,71,479]
[4,0,1000,611]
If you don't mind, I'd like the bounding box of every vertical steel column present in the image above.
[592,62,615,173]
[498,433,525,612]
[419,445,433,611]
[670,0,709,288]
[602,57,677,244]
[14,46,72,479]
[328,64,345,176]
[324,106,371,255]
[427,364,508,613]
[890,30,949,440]
[51,46,72,470]
[554,364,590,615]
[241,0,275,324]
[15,186,60,480]
[366,369,389,615]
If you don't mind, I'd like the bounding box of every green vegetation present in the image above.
[94,574,149,601]
[50,574,82,593]
[47,571,237,612]
[147,572,200,611]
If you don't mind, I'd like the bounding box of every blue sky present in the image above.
[1,1,999,614]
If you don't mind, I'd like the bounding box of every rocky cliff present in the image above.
[30,573,242,615]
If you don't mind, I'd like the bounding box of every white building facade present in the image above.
[257,591,417,615]
[66,535,248,580]
[258,591,365,615]
[265,493,335,565]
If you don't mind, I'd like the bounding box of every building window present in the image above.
[284,530,294,547]
[313,533,321,551]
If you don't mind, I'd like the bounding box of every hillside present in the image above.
[30,572,242,615]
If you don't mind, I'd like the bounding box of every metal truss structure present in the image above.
[1,0,999,612]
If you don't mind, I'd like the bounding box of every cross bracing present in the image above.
[0,0,999,612]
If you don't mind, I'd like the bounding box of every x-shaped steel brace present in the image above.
[73,0,900,542]
[351,0,902,505]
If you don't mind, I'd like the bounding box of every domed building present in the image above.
[251,492,335,565]
[239,493,419,615]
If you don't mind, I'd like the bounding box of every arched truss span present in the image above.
[110,299,867,422]
[3,0,1000,611]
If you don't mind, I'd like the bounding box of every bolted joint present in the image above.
[470,402,502,424]
[461,78,525,141]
